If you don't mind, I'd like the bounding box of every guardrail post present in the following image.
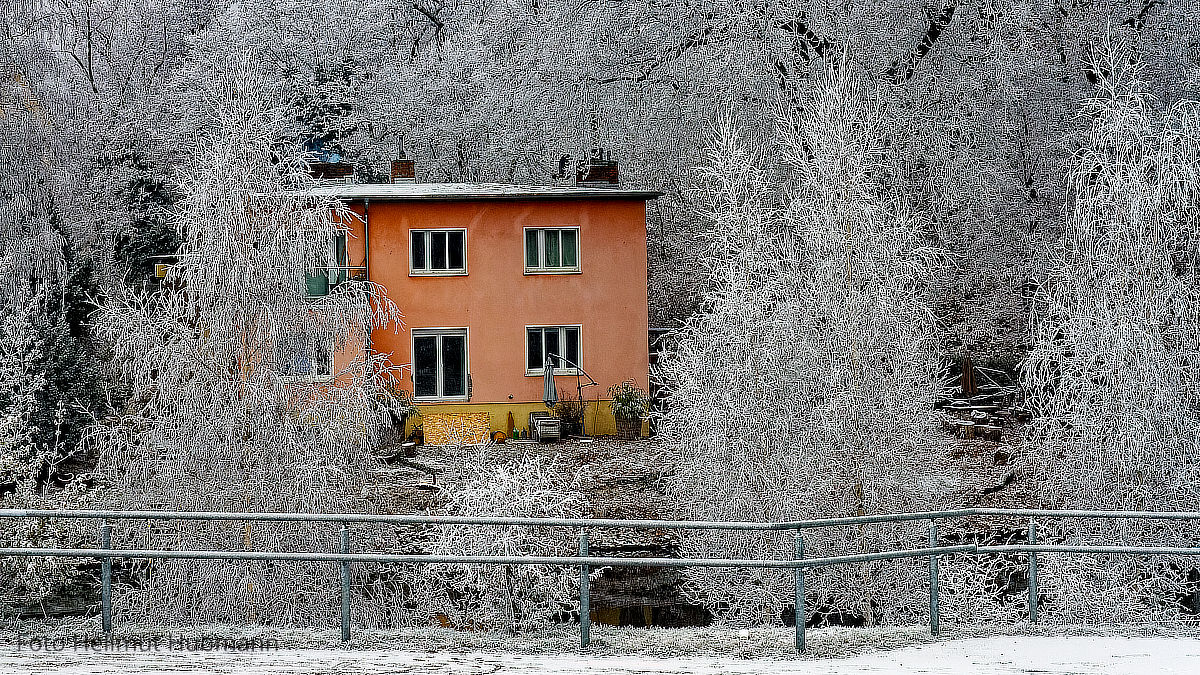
[1027,521,1038,625]
[100,523,112,634]
[928,520,939,636]
[579,531,590,649]
[340,524,351,641]
[795,532,805,653]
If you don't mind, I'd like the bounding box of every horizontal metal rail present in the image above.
[971,508,1200,521]
[777,510,976,529]
[980,544,1200,556]
[0,509,786,530]
[797,544,978,568]
[4,507,1200,531]
[0,544,978,569]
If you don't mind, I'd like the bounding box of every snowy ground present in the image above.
[1,636,1199,674]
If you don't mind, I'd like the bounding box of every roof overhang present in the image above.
[284,182,663,202]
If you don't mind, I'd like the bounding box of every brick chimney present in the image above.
[309,161,355,183]
[391,159,416,183]
[576,148,619,187]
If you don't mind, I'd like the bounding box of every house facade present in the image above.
[318,180,660,437]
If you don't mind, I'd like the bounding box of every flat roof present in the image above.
[297,182,662,201]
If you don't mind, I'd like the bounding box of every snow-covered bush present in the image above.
[0,478,94,614]
[656,63,954,627]
[420,452,589,632]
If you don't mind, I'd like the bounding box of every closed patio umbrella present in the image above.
[542,355,558,408]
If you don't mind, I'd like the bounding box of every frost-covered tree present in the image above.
[1023,39,1200,623]
[0,24,113,610]
[656,63,953,627]
[0,303,95,613]
[85,55,405,625]
[125,0,1200,349]
[104,146,181,285]
[0,149,68,497]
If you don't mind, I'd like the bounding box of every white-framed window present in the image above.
[525,325,581,375]
[306,232,348,297]
[411,229,467,275]
[276,331,334,382]
[524,227,579,273]
[412,328,469,400]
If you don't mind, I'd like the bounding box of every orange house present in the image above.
[316,181,661,437]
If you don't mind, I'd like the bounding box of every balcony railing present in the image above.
[305,266,367,297]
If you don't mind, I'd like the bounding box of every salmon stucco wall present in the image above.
[340,196,650,432]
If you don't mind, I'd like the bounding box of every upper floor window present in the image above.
[526,325,581,375]
[306,232,348,297]
[411,229,466,275]
[524,227,579,273]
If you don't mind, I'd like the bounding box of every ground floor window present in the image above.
[413,328,468,399]
[276,332,333,381]
[526,325,581,375]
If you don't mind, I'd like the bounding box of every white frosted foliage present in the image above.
[656,64,953,627]
[1024,41,1200,623]
[84,59,405,625]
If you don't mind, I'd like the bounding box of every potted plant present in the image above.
[552,391,585,437]
[608,380,648,439]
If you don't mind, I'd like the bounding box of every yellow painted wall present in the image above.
[408,400,647,438]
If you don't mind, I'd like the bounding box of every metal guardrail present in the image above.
[0,508,1198,652]
[7,506,1200,526]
